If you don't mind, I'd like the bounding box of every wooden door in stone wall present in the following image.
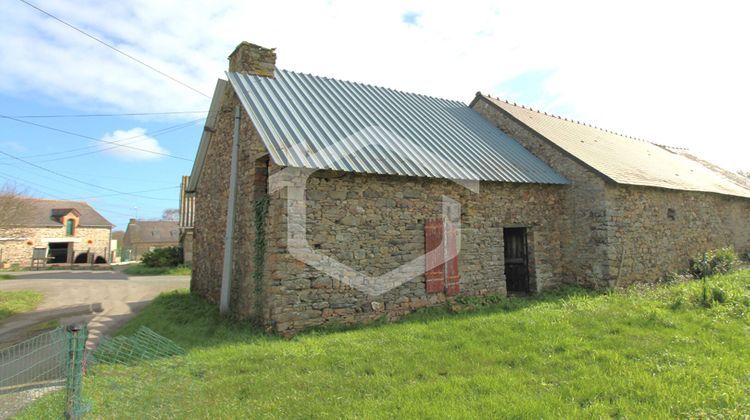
[503,227,530,293]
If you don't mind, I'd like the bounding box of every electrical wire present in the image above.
[0,171,176,219]
[0,114,194,161]
[17,0,212,99]
[0,118,202,163]
[6,111,207,118]
[35,120,202,163]
[0,149,178,201]
[73,186,179,200]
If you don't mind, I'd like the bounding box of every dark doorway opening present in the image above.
[48,242,71,264]
[74,253,89,264]
[503,227,530,294]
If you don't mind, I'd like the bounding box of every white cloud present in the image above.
[99,128,167,160]
[1,0,749,170]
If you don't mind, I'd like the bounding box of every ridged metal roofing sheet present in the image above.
[480,95,750,199]
[228,70,567,184]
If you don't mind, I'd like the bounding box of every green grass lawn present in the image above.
[21,270,750,418]
[122,264,192,276]
[0,274,15,280]
[0,290,42,321]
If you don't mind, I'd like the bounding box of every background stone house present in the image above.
[0,199,113,266]
[188,42,750,334]
[121,219,180,261]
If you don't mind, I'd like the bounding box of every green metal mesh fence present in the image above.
[1,324,185,418]
[0,325,87,418]
[92,326,185,365]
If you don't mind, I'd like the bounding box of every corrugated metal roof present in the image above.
[227,70,567,184]
[478,95,750,199]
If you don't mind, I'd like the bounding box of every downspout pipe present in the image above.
[220,106,241,315]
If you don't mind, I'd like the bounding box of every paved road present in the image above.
[0,270,189,347]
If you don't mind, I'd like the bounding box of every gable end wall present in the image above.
[191,85,273,320]
[471,98,611,286]
[191,87,234,302]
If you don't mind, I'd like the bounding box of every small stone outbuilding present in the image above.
[121,219,180,261]
[188,42,750,334]
[0,198,112,266]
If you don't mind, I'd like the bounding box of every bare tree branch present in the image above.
[161,208,179,222]
[0,183,31,229]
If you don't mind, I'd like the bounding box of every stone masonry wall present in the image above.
[606,185,750,284]
[263,170,565,334]
[471,98,610,286]
[0,226,110,266]
[191,86,272,312]
[229,107,272,321]
[191,85,235,302]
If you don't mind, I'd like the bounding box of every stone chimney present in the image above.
[228,42,277,78]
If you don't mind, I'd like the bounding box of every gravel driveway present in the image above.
[0,270,189,347]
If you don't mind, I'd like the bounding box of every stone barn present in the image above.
[470,96,750,287]
[188,42,750,334]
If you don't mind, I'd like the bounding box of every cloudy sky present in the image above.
[1,0,748,228]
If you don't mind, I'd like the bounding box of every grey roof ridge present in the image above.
[473,92,690,151]
[469,92,617,184]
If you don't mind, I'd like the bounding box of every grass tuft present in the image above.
[122,264,192,276]
[0,290,42,321]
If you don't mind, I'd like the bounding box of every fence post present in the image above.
[65,324,87,419]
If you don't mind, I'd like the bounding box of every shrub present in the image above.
[689,247,738,279]
[140,246,183,268]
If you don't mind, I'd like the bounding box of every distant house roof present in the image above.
[123,220,179,245]
[20,199,113,227]
[474,94,750,199]
[225,69,567,184]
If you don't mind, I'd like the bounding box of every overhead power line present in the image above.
[18,0,212,99]
[0,118,201,163]
[73,186,179,200]
[0,114,194,161]
[0,172,139,218]
[0,171,176,221]
[0,149,177,201]
[35,119,202,163]
[5,111,208,118]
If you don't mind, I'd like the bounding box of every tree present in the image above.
[0,183,30,229]
[161,208,179,222]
